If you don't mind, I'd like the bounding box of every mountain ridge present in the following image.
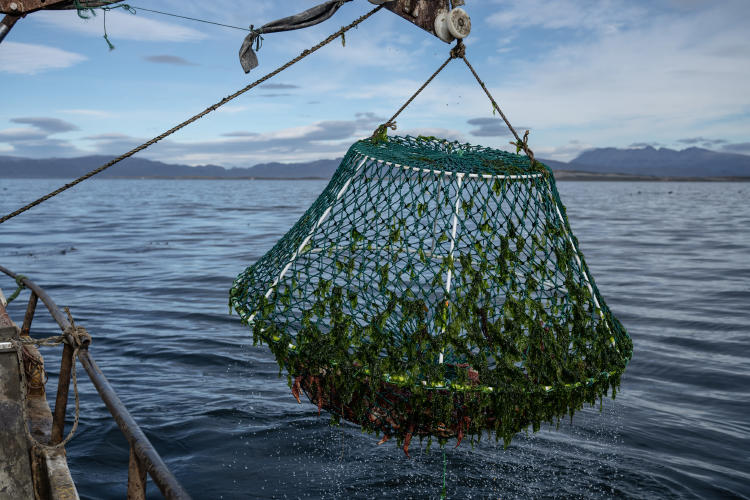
[1,146,748,179]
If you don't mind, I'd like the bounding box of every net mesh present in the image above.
[230,135,632,450]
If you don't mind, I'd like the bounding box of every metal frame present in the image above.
[0,0,123,44]
[0,265,191,500]
[0,0,119,15]
[381,0,451,41]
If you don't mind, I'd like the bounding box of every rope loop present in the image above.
[5,274,27,304]
[11,335,82,452]
[7,307,89,453]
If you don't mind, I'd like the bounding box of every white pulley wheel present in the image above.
[447,7,471,39]
[434,10,455,43]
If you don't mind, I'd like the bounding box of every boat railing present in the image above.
[0,265,191,500]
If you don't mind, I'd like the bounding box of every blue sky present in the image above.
[1,0,748,166]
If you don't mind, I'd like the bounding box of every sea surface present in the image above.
[1,178,748,499]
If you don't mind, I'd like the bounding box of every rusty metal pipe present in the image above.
[78,350,191,499]
[20,291,38,337]
[50,342,74,444]
[128,445,148,499]
[0,266,74,336]
[0,266,191,498]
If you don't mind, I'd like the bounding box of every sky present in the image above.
[0,0,749,166]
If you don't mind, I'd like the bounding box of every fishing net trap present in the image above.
[230,135,633,454]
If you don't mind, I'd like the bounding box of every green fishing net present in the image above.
[230,135,632,453]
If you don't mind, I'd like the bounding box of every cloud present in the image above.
[143,55,197,66]
[487,0,646,34]
[80,133,142,153]
[259,93,292,98]
[76,114,396,166]
[216,105,250,114]
[0,116,81,156]
[352,112,389,135]
[628,142,661,148]
[4,112,373,163]
[677,137,727,146]
[261,83,300,90]
[33,9,207,42]
[221,131,260,138]
[0,127,82,157]
[0,42,86,75]
[475,0,750,145]
[722,142,750,155]
[354,112,387,126]
[535,140,595,162]
[59,109,114,118]
[11,117,79,133]
[0,128,48,142]
[467,117,530,137]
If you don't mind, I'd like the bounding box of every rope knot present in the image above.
[521,130,536,165]
[510,130,536,165]
[450,41,466,59]
[65,325,92,350]
[248,25,265,51]
[63,307,91,350]
[371,122,397,144]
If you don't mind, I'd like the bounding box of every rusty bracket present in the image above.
[0,0,69,15]
[0,0,119,15]
[0,0,124,43]
[376,0,469,43]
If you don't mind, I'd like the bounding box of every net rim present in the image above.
[360,154,546,180]
[353,135,549,177]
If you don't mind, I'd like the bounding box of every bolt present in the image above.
[9,2,19,10]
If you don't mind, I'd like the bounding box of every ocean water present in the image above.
[0,178,748,499]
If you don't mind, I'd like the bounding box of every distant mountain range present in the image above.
[555,146,750,177]
[1,146,749,180]
[0,155,340,179]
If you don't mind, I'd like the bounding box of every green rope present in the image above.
[5,274,27,304]
[73,0,96,19]
[102,8,115,50]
